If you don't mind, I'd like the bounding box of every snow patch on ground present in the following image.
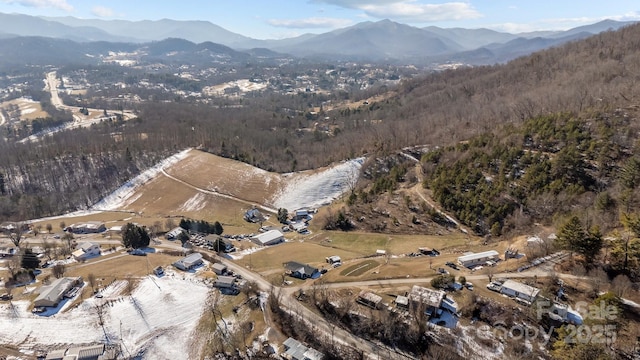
[0,276,210,359]
[271,157,364,211]
[227,245,267,260]
[91,149,191,211]
[179,193,207,212]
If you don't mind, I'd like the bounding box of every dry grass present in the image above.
[340,260,380,277]
[164,150,283,205]
[65,251,181,283]
[307,230,471,256]
[235,241,361,272]
[0,98,47,121]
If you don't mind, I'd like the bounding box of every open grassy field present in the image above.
[164,150,283,206]
[0,98,47,121]
[120,172,258,229]
[235,241,362,273]
[307,230,471,257]
[64,251,181,281]
[340,259,380,276]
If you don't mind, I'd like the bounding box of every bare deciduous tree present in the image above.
[87,273,97,294]
[52,263,66,279]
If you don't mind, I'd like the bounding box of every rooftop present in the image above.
[457,250,499,263]
[408,285,445,308]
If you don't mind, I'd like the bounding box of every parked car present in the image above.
[465,282,474,290]
[0,293,12,301]
[437,268,449,274]
[486,282,501,292]
[445,261,458,270]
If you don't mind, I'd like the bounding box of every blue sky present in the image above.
[1,0,639,39]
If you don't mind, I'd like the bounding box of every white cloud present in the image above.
[312,0,404,8]
[361,2,482,22]
[91,5,114,18]
[312,1,482,23]
[490,12,640,33]
[268,17,353,29]
[0,0,73,11]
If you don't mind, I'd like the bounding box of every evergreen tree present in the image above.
[21,248,40,269]
[277,208,288,224]
[121,223,150,249]
[213,221,223,235]
[557,216,603,265]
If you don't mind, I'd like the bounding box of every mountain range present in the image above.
[0,12,636,64]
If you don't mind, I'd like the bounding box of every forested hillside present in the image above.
[1,24,640,223]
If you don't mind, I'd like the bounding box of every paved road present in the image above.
[215,255,414,359]
[19,71,138,143]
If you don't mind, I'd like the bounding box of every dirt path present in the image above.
[409,162,467,232]
[160,168,277,214]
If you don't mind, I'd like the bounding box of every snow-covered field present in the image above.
[0,275,210,358]
[91,149,191,211]
[271,157,364,211]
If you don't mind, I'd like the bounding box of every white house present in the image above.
[173,252,204,271]
[251,229,284,246]
[457,250,499,268]
[500,279,540,304]
[72,242,101,261]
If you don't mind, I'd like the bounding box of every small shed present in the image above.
[395,295,409,309]
[212,263,227,275]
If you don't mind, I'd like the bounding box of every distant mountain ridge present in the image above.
[0,12,636,64]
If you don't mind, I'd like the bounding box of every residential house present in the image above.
[293,209,310,221]
[34,277,83,308]
[173,252,204,271]
[282,337,324,360]
[407,285,447,317]
[72,242,101,261]
[212,263,227,275]
[457,250,499,268]
[165,226,186,240]
[500,280,540,304]
[243,208,265,223]
[284,261,320,280]
[251,229,284,246]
